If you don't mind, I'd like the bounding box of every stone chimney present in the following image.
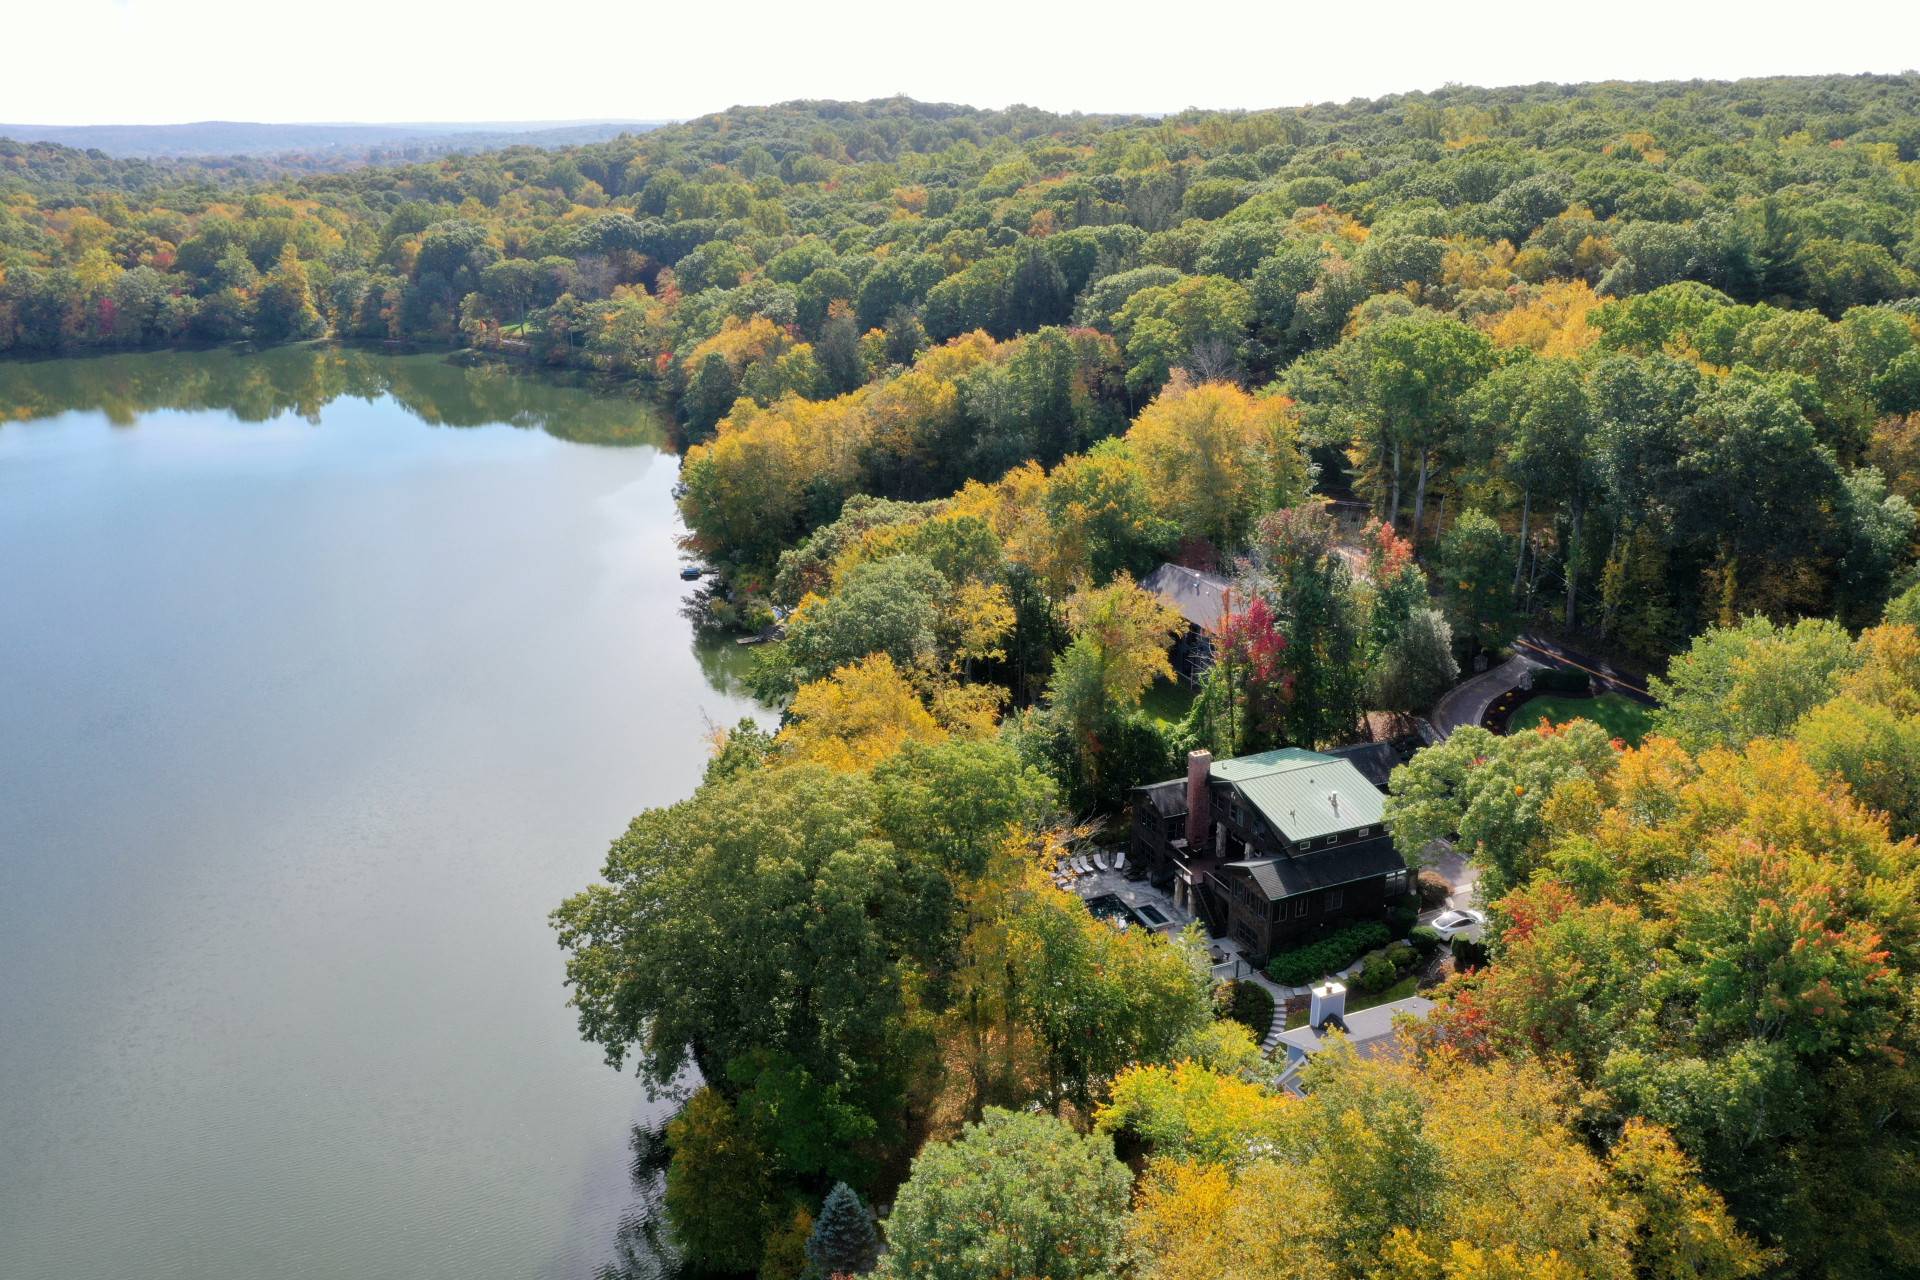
[1185,749,1212,852]
[1310,980,1347,1031]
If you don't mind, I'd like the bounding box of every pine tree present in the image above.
[805,1181,878,1277]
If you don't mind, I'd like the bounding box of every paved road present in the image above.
[1429,653,1541,738]
[1514,633,1655,704]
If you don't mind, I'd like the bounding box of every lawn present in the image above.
[1510,690,1655,745]
[1142,678,1195,726]
[1284,972,1420,1029]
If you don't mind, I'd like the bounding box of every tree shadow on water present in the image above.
[594,1120,685,1280]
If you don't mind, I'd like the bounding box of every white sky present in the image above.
[4,0,1917,126]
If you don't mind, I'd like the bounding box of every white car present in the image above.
[1427,908,1487,942]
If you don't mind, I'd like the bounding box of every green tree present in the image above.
[250,245,323,342]
[1385,719,1618,898]
[1650,615,1857,751]
[879,1109,1131,1280]
[663,1088,779,1272]
[1332,311,1496,535]
[1007,892,1212,1115]
[806,1181,879,1277]
[1244,504,1366,747]
[1435,508,1519,654]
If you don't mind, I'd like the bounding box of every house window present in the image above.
[1328,888,1344,910]
[1325,835,1337,847]
[1357,826,1370,837]
[1293,899,1309,918]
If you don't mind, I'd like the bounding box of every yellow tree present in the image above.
[1126,376,1309,555]
[775,653,946,771]
[1060,574,1184,707]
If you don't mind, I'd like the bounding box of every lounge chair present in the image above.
[1112,850,1128,871]
[1071,856,1089,875]
[1093,853,1110,872]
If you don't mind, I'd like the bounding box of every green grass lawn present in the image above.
[1510,690,1655,745]
[1284,971,1421,1029]
[1142,678,1195,726]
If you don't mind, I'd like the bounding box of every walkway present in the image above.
[1429,653,1541,739]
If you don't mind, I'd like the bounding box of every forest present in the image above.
[10,74,1920,1279]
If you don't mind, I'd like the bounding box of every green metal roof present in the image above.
[1211,749,1385,842]
[1210,747,1329,781]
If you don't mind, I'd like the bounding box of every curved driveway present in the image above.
[1428,653,1541,739]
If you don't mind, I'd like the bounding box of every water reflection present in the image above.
[0,343,668,446]
[0,347,764,1280]
[596,1120,686,1280]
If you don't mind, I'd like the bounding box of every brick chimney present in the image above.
[1185,749,1212,852]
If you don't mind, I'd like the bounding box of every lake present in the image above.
[0,347,765,1280]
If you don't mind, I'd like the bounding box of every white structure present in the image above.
[1308,980,1346,1029]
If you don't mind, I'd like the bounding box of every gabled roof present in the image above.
[1139,563,1232,631]
[1135,778,1186,817]
[1275,996,1433,1060]
[1225,838,1406,901]
[1214,749,1385,842]
[1326,741,1399,791]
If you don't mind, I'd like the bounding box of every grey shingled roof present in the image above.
[1326,741,1399,791]
[1136,778,1186,818]
[1226,838,1406,901]
[1275,996,1434,1060]
[1139,563,1232,631]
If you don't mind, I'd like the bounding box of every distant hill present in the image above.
[0,119,666,160]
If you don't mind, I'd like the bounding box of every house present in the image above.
[1274,981,1433,1092]
[1138,563,1231,685]
[1129,747,1411,963]
[1325,740,1400,792]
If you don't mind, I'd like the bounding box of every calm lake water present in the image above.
[0,347,765,1280]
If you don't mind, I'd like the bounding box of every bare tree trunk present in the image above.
[1388,439,1403,529]
[1599,521,1622,638]
[1564,493,1584,632]
[1513,488,1530,593]
[1412,449,1432,542]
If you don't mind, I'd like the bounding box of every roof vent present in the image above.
[1328,791,1340,814]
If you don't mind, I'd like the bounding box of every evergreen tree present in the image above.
[805,1181,879,1277]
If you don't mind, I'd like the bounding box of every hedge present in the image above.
[1532,667,1592,696]
[1265,921,1392,986]
[1217,979,1275,1034]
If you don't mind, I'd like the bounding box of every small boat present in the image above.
[679,565,703,581]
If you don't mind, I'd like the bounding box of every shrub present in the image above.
[1409,925,1443,956]
[1216,979,1275,1034]
[1356,954,1399,993]
[1451,934,1490,971]
[1533,667,1591,696]
[1265,920,1391,986]
[1387,899,1418,939]
[1384,941,1417,972]
[1416,869,1452,909]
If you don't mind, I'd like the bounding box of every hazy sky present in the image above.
[6,0,1918,125]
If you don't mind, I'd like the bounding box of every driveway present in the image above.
[1429,653,1541,738]
[1417,837,1477,909]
